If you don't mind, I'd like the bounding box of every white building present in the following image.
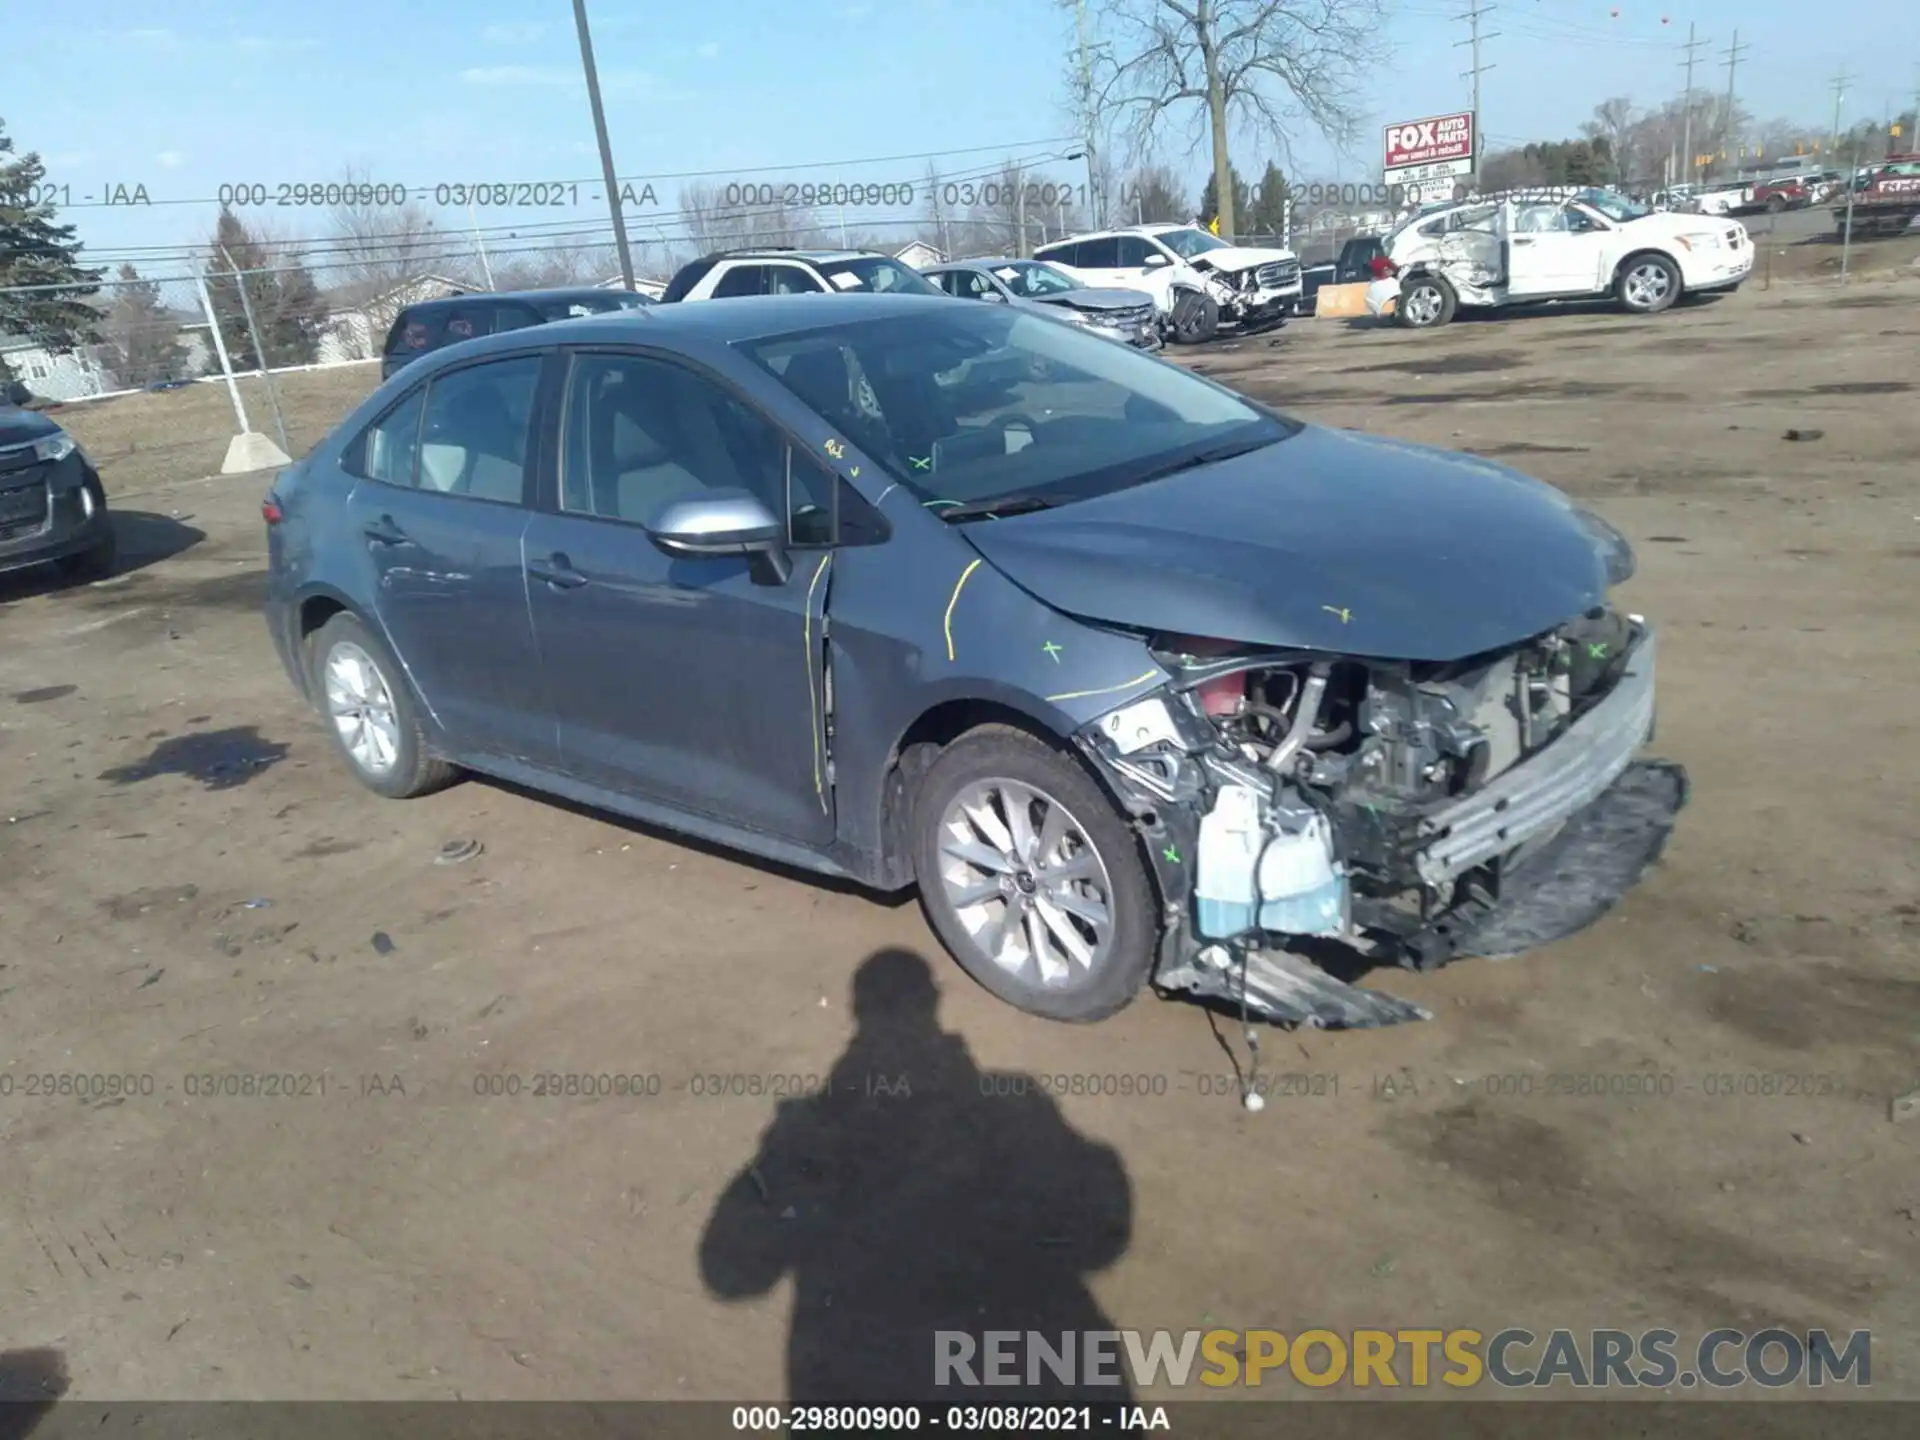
[0,335,111,401]
[318,273,470,364]
[597,273,668,299]
[893,240,946,269]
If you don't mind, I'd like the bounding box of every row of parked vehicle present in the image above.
[377,223,1315,378]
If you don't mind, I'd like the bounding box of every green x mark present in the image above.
[1042,641,1064,663]
[909,456,933,471]
[1588,642,1609,660]
[1163,843,1181,864]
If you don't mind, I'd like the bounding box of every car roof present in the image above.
[411,292,959,360]
[934,258,1029,270]
[704,249,883,263]
[398,287,639,315]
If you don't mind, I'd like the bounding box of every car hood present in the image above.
[960,426,1611,663]
[1189,243,1298,272]
[1035,288,1156,313]
[0,407,61,446]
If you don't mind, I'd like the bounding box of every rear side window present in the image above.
[386,310,442,356]
[712,266,767,299]
[440,304,496,343]
[1035,242,1077,266]
[493,303,544,332]
[1074,236,1121,268]
[415,356,543,503]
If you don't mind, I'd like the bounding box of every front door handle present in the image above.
[527,554,588,590]
[363,515,408,545]
[1511,237,1535,245]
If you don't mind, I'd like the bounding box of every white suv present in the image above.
[661,249,945,302]
[1033,225,1302,342]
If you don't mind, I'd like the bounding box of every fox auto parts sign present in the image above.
[1384,112,1475,182]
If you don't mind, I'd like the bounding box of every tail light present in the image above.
[262,496,284,525]
[1368,255,1399,279]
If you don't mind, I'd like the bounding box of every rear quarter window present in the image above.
[386,310,444,355]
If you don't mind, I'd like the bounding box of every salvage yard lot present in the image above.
[4,279,1917,1402]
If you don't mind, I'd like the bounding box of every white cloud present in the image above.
[156,151,187,169]
[694,42,721,59]
[95,26,181,49]
[483,22,548,45]
[838,3,874,17]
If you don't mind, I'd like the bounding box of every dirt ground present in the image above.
[3,270,1917,1406]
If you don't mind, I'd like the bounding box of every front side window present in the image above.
[413,355,542,503]
[559,352,833,541]
[1001,262,1077,297]
[768,266,827,295]
[1115,235,1154,267]
[815,257,942,295]
[741,306,1293,515]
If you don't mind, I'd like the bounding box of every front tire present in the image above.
[1397,274,1456,328]
[1616,252,1681,314]
[307,611,455,799]
[1167,290,1219,344]
[912,726,1157,1023]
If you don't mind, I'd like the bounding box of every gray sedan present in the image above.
[922,259,1161,349]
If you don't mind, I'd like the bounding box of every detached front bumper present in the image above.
[1364,277,1401,317]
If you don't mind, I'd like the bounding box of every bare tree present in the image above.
[1582,98,1638,184]
[487,241,621,292]
[322,165,441,356]
[1118,162,1187,223]
[679,181,818,253]
[1091,0,1388,241]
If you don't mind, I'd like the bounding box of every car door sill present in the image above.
[459,753,855,882]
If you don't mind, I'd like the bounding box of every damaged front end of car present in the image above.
[1070,609,1687,1030]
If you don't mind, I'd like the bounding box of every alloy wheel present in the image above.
[1624,261,1673,309]
[1404,284,1444,326]
[323,642,400,777]
[936,779,1116,988]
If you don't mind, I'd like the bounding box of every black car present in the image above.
[0,381,115,581]
[264,294,1676,1032]
[381,287,654,380]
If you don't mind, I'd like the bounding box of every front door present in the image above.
[1502,201,1608,297]
[522,349,838,846]
[344,352,554,765]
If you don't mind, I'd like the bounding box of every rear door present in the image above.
[519,347,843,844]
[344,351,556,765]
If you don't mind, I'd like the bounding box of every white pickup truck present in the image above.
[1365,187,1753,328]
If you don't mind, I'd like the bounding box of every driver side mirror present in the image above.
[978,288,1008,302]
[647,488,792,586]
[1143,253,1170,267]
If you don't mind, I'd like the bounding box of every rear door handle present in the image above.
[363,515,409,545]
[527,554,588,590]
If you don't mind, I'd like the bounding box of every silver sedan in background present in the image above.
[920,259,1161,349]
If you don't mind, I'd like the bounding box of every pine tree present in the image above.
[203,208,325,370]
[0,117,105,381]
[1197,166,1251,234]
[1245,162,1293,240]
[99,264,188,387]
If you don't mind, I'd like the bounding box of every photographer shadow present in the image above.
[699,948,1135,1407]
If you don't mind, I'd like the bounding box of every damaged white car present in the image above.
[1366,188,1753,328]
[1035,225,1303,343]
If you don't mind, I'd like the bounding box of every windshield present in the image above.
[816,257,943,296]
[739,306,1293,514]
[1155,228,1231,258]
[997,262,1079,297]
[1573,189,1652,223]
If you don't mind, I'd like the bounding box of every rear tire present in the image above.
[306,611,456,800]
[911,726,1157,1023]
[1397,273,1456,329]
[1168,290,1219,344]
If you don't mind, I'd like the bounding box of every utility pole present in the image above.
[1677,23,1710,186]
[1721,30,1749,174]
[1829,69,1852,161]
[1453,4,1499,182]
[572,0,635,290]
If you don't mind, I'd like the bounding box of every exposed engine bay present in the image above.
[1076,607,1686,1030]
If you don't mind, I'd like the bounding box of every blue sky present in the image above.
[6,0,1911,270]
